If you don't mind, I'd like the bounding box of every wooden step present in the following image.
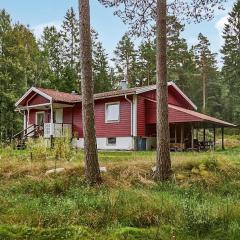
[16,143,26,150]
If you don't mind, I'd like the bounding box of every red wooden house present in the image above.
[15,82,235,150]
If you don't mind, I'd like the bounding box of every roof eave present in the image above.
[15,87,52,107]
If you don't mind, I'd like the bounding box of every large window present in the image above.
[105,102,120,122]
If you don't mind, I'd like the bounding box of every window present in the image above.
[36,112,44,125]
[105,102,120,122]
[53,109,63,123]
[107,137,116,145]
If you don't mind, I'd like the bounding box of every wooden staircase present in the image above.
[13,124,44,150]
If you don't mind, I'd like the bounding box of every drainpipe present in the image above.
[125,94,135,150]
[125,95,133,136]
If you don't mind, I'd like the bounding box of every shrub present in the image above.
[25,137,49,160]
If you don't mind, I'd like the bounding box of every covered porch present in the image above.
[168,122,225,151]
[145,104,236,151]
[24,102,73,139]
[14,87,78,140]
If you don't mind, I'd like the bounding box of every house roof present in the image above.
[168,104,236,127]
[15,81,197,110]
[37,88,81,103]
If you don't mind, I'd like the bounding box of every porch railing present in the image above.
[44,123,72,138]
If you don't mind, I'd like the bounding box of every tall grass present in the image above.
[0,138,240,239]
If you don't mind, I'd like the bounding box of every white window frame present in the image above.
[35,111,45,125]
[106,137,117,145]
[105,102,120,123]
[53,108,63,123]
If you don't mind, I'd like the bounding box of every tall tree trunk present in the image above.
[202,72,206,113]
[78,0,101,184]
[154,0,171,181]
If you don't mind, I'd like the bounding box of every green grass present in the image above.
[0,137,240,239]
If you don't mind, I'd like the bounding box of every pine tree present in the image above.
[40,26,64,89]
[78,0,101,184]
[137,40,156,86]
[167,17,194,85]
[61,7,80,67]
[93,41,112,93]
[112,33,138,87]
[60,7,80,92]
[137,17,196,90]
[192,33,218,113]
[221,0,240,122]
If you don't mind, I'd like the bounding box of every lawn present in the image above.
[0,137,240,239]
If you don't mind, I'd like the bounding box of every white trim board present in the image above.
[15,87,52,107]
[73,137,134,150]
[135,81,197,110]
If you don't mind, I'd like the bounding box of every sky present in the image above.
[0,0,236,65]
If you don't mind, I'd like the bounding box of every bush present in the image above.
[25,137,49,160]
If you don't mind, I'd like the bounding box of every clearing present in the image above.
[0,138,240,239]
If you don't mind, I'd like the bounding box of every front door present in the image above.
[36,112,44,126]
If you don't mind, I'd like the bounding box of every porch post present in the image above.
[181,125,184,145]
[50,102,54,146]
[221,127,225,150]
[191,124,194,150]
[213,127,216,150]
[203,128,206,149]
[23,110,27,135]
[175,124,177,144]
[27,108,30,135]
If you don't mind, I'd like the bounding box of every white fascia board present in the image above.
[15,87,52,107]
[168,81,197,110]
[135,82,197,110]
[135,83,174,94]
[135,85,156,94]
[31,87,52,102]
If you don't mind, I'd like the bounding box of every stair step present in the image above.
[16,144,26,150]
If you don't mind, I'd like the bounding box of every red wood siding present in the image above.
[139,88,190,109]
[169,107,201,123]
[168,85,194,109]
[145,100,156,124]
[28,109,37,124]
[24,85,197,138]
[28,109,49,124]
[28,94,49,106]
[18,91,36,106]
[71,97,132,138]
[63,108,73,124]
[137,87,196,136]
[72,103,83,138]
[95,97,131,137]
[144,100,201,125]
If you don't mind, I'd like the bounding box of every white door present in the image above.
[54,109,63,123]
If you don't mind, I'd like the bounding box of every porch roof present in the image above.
[169,104,236,128]
[37,88,80,103]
